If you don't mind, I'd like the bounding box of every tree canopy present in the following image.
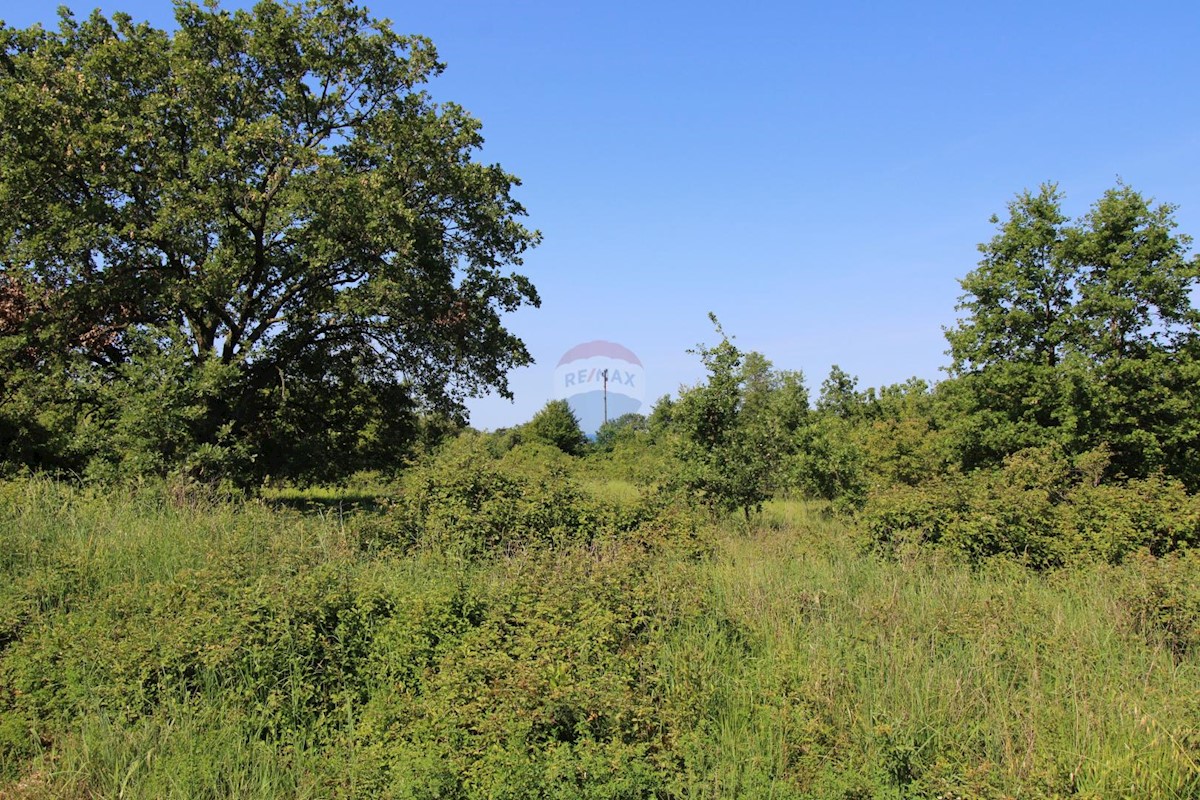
[0,0,540,481]
[944,182,1200,483]
[523,399,587,456]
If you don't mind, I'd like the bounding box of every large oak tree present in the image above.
[0,0,540,480]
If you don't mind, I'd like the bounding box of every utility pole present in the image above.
[601,369,609,425]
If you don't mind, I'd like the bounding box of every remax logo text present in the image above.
[553,341,644,436]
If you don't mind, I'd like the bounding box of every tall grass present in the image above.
[2,480,1198,798]
[659,499,1200,797]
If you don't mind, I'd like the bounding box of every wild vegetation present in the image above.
[3,0,1200,797]
[2,475,1200,799]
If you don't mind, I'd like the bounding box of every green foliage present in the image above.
[646,394,676,438]
[583,432,680,488]
[83,331,252,482]
[671,315,787,520]
[789,373,944,510]
[356,435,582,556]
[354,434,680,558]
[816,364,868,419]
[789,414,867,508]
[0,477,712,796]
[592,412,649,453]
[343,547,702,798]
[860,454,1069,568]
[861,445,1200,567]
[945,182,1200,485]
[947,184,1076,372]
[1121,549,1200,659]
[523,399,587,456]
[3,480,1200,797]
[0,0,540,483]
[855,392,946,490]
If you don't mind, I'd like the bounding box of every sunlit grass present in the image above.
[2,478,1198,798]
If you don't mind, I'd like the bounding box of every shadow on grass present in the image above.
[260,490,388,515]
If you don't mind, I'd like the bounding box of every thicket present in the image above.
[861,445,1200,568]
[635,183,1200,567]
[351,434,704,558]
[3,481,1200,797]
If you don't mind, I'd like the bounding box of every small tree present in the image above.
[523,400,586,456]
[672,314,779,520]
[593,413,648,452]
[816,365,867,419]
[789,414,867,508]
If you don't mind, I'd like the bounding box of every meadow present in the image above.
[2,465,1198,799]
[4,5,1200,797]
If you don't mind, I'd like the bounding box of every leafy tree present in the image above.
[741,351,809,436]
[1072,184,1198,361]
[523,400,586,456]
[646,395,676,439]
[0,0,539,481]
[482,426,523,457]
[790,415,867,507]
[593,412,649,452]
[816,365,867,419]
[672,315,779,520]
[943,182,1200,483]
[947,184,1075,371]
[856,378,946,489]
[943,184,1088,466]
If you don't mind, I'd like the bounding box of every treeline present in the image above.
[458,182,1200,567]
[3,0,1198,547]
[5,175,1200,568]
[6,179,1200,568]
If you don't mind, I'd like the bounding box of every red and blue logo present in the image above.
[554,341,645,435]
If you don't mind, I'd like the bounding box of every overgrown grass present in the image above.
[671,504,1200,797]
[1,480,1198,798]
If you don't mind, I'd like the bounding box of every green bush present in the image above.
[860,447,1200,567]
[0,476,711,795]
[393,436,592,555]
[788,415,868,510]
[3,478,1200,797]
[342,545,704,799]
[1119,549,1200,659]
[354,436,681,558]
[523,400,588,456]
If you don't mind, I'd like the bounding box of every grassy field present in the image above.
[1,478,1198,798]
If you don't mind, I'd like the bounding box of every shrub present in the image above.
[788,415,868,510]
[356,436,611,557]
[1119,549,1200,658]
[341,544,705,798]
[523,400,588,456]
[860,446,1200,568]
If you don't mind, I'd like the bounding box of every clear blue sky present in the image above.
[7,0,1200,429]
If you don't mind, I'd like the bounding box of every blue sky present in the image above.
[7,0,1200,429]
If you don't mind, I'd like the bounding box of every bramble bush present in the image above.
[0,476,717,796]
[3,479,1200,797]
[351,435,693,558]
[351,435,586,555]
[860,445,1200,567]
[1119,549,1200,659]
